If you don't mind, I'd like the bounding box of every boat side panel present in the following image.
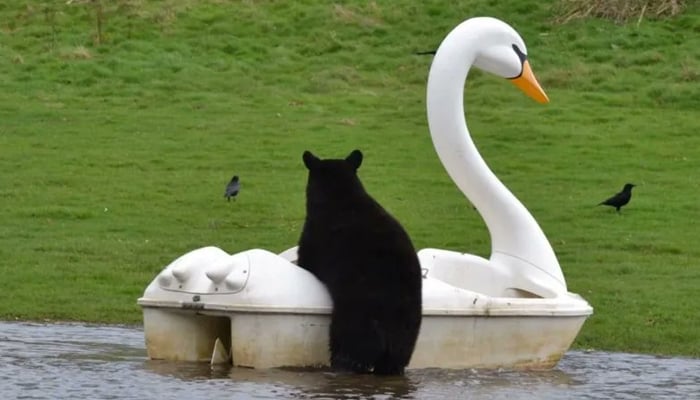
[143,308,231,362]
[230,313,330,369]
[409,314,587,369]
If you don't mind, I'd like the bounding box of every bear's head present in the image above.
[302,150,366,204]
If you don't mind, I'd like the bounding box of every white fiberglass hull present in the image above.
[138,247,592,370]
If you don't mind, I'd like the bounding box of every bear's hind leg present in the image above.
[373,352,407,375]
[371,319,419,375]
[329,312,383,374]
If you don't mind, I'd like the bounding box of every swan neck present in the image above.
[425,20,567,293]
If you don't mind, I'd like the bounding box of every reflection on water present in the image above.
[1,321,698,399]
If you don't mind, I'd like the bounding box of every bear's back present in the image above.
[297,150,421,299]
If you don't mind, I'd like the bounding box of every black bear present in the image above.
[297,149,422,375]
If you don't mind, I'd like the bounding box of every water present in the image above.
[1,322,698,400]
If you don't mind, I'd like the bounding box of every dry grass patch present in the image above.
[554,0,686,24]
[679,60,700,82]
[332,3,383,28]
[59,45,92,60]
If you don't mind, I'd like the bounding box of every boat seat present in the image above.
[418,248,555,298]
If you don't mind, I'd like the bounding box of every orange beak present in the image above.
[510,60,549,104]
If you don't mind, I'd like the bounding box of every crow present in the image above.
[224,175,240,201]
[599,183,635,212]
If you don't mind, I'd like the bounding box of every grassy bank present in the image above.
[1,1,699,357]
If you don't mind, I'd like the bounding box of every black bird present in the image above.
[599,183,635,212]
[224,175,240,201]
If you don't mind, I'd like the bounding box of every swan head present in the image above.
[462,17,549,104]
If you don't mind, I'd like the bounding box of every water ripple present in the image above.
[0,321,698,399]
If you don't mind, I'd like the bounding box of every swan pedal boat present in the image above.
[138,16,593,370]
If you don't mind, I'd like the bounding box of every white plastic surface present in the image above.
[426,17,567,296]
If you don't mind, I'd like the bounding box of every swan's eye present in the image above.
[512,44,527,63]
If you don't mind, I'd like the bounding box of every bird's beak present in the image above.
[510,60,549,104]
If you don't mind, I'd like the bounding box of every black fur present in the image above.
[297,149,422,375]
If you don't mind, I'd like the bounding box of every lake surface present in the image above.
[1,321,698,399]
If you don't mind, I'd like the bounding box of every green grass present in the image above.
[1,1,699,358]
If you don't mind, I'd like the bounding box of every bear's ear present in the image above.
[346,149,363,170]
[303,150,321,170]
